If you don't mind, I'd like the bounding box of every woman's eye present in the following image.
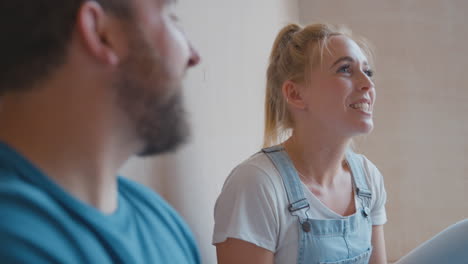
[337,65,351,74]
[364,69,374,77]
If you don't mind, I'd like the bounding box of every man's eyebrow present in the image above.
[329,56,369,69]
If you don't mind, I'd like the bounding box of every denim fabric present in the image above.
[263,146,372,264]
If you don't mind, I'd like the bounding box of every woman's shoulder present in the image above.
[223,151,283,191]
[352,153,384,186]
[213,151,288,251]
[240,151,279,175]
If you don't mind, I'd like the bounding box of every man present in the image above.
[0,0,200,263]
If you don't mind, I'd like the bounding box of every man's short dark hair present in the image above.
[0,0,131,95]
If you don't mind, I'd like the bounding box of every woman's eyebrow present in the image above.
[330,56,369,68]
[330,56,354,69]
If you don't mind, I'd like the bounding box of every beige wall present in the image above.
[121,1,299,263]
[298,0,468,262]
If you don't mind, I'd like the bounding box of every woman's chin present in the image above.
[349,121,374,136]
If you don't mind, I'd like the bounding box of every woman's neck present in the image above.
[283,130,350,187]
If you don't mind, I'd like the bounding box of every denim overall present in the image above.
[262,146,373,264]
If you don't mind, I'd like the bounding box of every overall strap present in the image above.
[345,151,372,214]
[262,146,310,220]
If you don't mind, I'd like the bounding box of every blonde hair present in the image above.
[263,23,374,147]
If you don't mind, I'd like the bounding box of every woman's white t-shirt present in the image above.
[212,152,387,264]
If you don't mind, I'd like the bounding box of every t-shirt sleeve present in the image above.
[212,163,279,252]
[361,156,388,226]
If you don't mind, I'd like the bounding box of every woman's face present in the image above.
[302,35,376,138]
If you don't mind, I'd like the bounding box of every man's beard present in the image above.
[115,32,190,157]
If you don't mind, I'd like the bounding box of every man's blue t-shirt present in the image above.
[0,143,200,264]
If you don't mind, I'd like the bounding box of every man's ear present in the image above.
[75,1,126,66]
[282,80,307,110]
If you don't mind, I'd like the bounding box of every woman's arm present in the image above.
[369,225,387,264]
[216,238,274,264]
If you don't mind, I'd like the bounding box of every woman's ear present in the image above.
[282,80,307,110]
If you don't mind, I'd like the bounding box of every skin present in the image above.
[0,0,199,213]
[216,35,386,264]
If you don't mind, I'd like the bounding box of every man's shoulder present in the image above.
[0,174,200,263]
[118,176,177,215]
[0,170,80,263]
[0,168,55,213]
[118,176,201,262]
[118,176,192,232]
[0,147,62,218]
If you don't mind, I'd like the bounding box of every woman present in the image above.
[213,23,387,264]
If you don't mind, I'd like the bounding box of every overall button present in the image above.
[362,207,370,218]
[302,221,311,232]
